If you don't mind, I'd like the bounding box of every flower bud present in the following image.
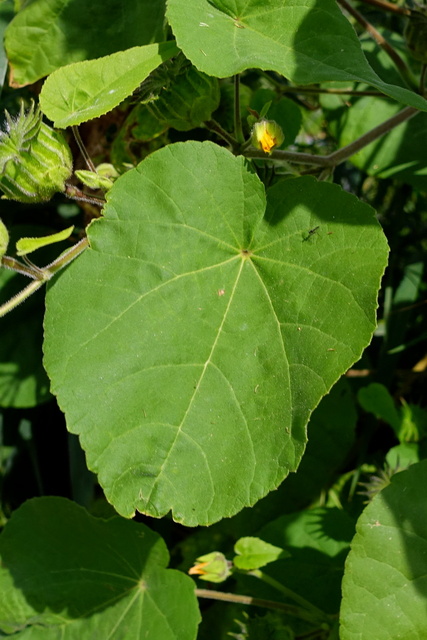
[188,551,232,583]
[0,101,72,203]
[251,119,284,154]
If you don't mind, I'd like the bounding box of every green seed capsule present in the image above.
[0,101,73,203]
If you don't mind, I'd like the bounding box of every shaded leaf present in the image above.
[5,0,167,86]
[40,42,179,128]
[43,141,388,526]
[166,0,427,111]
[253,508,355,614]
[340,460,427,639]
[0,497,200,638]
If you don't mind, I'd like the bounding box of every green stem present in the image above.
[195,588,331,626]
[244,105,419,168]
[248,569,329,623]
[204,119,238,147]
[234,74,245,144]
[0,279,46,316]
[0,237,88,317]
[72,126,96,173]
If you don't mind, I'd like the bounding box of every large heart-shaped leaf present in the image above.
[340,460,427,639]
[5,0,167,86]
[40,42,179,128]
[43,141,389,526]
[166,0,427,111]
[0,497,200,638]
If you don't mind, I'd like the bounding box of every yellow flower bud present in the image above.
[251,119,284,154]
[188,551,232,583]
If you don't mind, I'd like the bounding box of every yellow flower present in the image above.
[251,119,284,154]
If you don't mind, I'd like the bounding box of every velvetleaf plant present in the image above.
[0,0,427,639]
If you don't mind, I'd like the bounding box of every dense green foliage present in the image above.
[0,0,426,638]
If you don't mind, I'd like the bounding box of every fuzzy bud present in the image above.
[251,119,285,155]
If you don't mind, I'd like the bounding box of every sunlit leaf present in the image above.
[43,141,389,526]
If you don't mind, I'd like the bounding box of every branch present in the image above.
[353,0,410,17]
[195,589,331,626]
[337,0,418,91]
[244,105,419,168]
[0,237,89,317]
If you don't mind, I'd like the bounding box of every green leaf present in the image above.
[5,0,167,86]
[340,460,427,639]
[233,536,289,570]
[39,41,180,128]
[330,97,427,190]
[166,0,427,111]
[16,225,74,256]
[43,141,389,526]
[214,377,357,538]
[0,497,200,638]
[358,383,401,431]
[254,507,355,614]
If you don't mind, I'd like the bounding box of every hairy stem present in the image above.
[244,105,419,167]
[0,237,88,317]
[195,589,331,626]
[248,569,328,622]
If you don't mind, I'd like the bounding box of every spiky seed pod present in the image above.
[0,101,73,203]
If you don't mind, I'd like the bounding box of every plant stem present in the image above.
[280,85,384,97]
[65,184,105,207]
[0,278,47,316]
[248,569,329,622]
[354,0,410,17]
[195,589,330,626]
[1,255,44,279]
[204,119,238,147]
[72,125,96,172]
[234,74,245,144]
[244,105,419,167]
[0,237,88,317]
[337,0,418,91]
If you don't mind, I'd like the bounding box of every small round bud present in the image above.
[188,551,232,583]
[251,119,285,155]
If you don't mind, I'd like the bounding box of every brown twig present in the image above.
[353,0,410,17]
[337,0,417,90]
[245,105,419,168]
[195,589,331,625]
